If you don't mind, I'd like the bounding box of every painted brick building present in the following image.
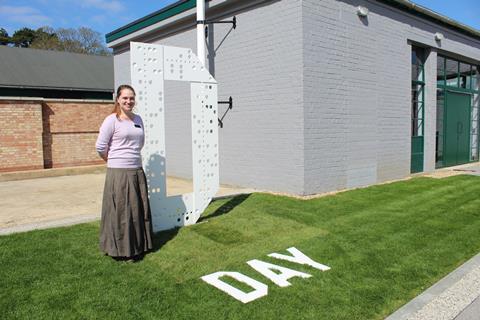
[106,0,480,195]
[0,46,114,172]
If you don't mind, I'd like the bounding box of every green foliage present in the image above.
[29,27,61,51]
[0,28,9,45]
[11,27,36,47]
[1,176,479,319]
[0,26,111,55]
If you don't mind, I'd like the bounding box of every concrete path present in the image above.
[386,253,480,320]
[0,168,255,235]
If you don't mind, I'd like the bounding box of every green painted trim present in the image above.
[437,86,480,94]
[437,55,480,93]
[106,0,199,44]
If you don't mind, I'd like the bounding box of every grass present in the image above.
[1,175,480,319]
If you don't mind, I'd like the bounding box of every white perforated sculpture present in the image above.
[130,42,219,232]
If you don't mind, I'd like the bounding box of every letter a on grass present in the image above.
[268,247,331,271]
[201,272,268,303]
[246,259,312,287]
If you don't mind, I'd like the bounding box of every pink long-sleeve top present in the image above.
[95,113,145,168]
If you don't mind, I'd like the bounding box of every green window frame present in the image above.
[412,48,425,138]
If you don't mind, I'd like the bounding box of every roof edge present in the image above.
[106,0,201,44]
[106,0,480,45]
[377,0,480,41]
[0,84,114,92]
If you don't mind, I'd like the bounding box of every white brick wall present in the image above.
[302,0,480,194]
[114,0,305,194]
[113,0,480,195]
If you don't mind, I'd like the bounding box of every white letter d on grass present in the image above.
[201,272,268,304]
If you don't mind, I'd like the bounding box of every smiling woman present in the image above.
[95,84,154,261]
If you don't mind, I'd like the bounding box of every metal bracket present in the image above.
[218,96,233,128]
[198,16,237,37]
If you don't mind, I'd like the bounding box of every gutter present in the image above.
[377,0,480,41]
[0,84,114,92]
[106,0,480,45]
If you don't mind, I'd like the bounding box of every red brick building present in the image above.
[0,46,114,172]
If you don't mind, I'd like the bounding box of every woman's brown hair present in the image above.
[112,84,136,118]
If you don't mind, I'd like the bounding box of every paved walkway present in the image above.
[1,164,480,319]
[0,167,255,235]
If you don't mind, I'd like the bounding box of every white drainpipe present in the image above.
[197,0,206,66]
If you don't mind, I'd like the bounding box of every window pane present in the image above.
[436,88,445,166]
[445,58,458,87]
[412,84,423,137]
[437,56,445,86]
[459,63,471,89]
[411,47,424,82]
[473,65,479,91]
[412,64,421,82]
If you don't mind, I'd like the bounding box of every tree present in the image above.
[11,27,36,47]
[2,26,111,55]
[55,27,110,55]
[30,27,62,51]
[0,28,9,45]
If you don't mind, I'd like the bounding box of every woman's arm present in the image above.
[96,115,114,162]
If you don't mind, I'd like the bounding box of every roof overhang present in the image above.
[106,0,480,48]
[377,0,480,41]
[0,84,113,92]
[105,0,264,48]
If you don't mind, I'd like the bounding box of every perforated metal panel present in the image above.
[130,42,218,232]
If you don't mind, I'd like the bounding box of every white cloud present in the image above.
[91,14,107,24]
[0,5,51,29]
[81,0,124,13]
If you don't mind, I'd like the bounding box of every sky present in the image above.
[0,0,479,44]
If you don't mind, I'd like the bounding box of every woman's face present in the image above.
[117,88,136,114]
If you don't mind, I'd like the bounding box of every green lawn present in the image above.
[1,176,480,319]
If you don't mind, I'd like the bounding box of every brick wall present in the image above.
[0,99,113,172]
[0,101,44,172]
[42,101,112,168]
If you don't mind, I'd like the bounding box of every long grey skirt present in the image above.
[99,167,154,257]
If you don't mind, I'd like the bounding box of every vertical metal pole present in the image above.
[197,0,206,66]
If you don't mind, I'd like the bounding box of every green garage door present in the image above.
[444,91,471,167]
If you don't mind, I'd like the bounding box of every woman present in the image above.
[96,84,153,261]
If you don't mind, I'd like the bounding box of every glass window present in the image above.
[412,84,424,136]
[459,63,471,89]
[445,58,458,87]
[411,47,425,138]
[437,56,445,86]
[473,65,479,91]
[411,47,424,82]
[436,88,445,166]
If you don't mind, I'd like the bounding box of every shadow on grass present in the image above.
[146,194,251,255]
[150,227,180,253]
[198,193,251,223]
